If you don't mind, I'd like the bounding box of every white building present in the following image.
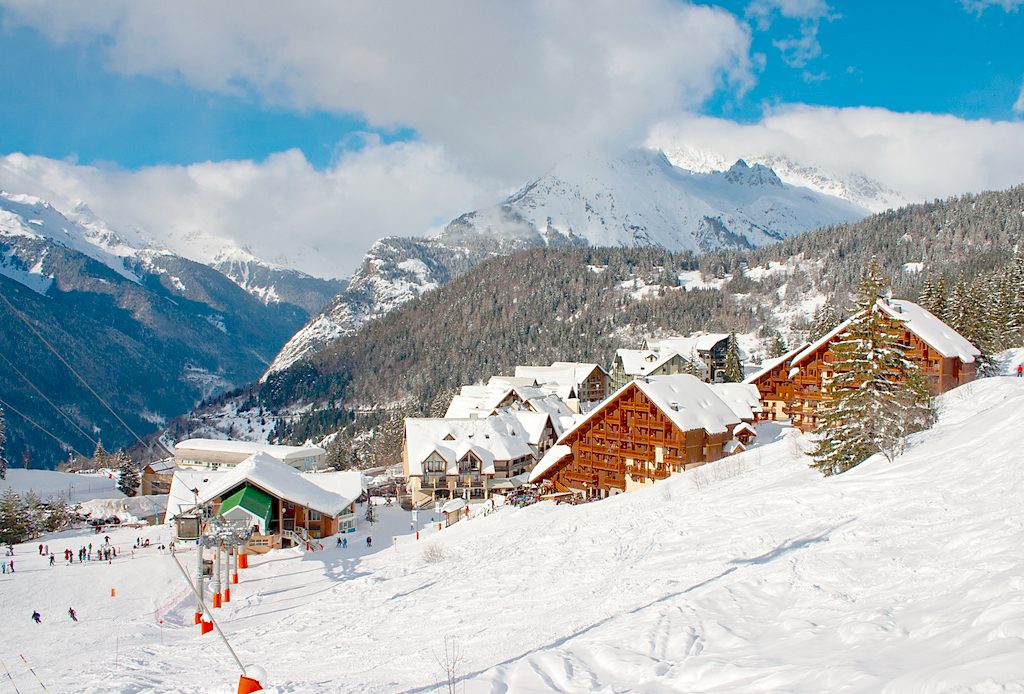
[173,438,327,471]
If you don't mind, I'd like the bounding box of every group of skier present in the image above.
[31,608,77,624]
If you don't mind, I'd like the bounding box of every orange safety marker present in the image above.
[110,588,116,598]
[416,531,420,540]
[237,674,263,693]
[194,612,202,625]
[224,586,231,603]
[200,617,213,635]
[238,553,249,569]
[232,572,239,585]
[213,592,222,608]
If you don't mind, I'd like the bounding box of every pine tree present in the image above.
[809,301,840,342]
[0,405,7,480]
[918,273,946,320]
[723,332,743,382]
[92,440,109,470]
[766,331,787,359]
[811,262,934,476]
[0,489,27,545]
[22,490,43,540]
[116,450,140,497]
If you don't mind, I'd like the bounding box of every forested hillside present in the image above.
[171,184,1024,465]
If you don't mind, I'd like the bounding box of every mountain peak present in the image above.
[725,159,782,187]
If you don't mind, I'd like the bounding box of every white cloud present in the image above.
[648,105,1024,202]
[961,0,1023,13]
[746,0,835,69]
[0,0,753,182]
[1015,81,1024,115]
[0,141,490,278]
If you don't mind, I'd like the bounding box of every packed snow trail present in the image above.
[2,377,1024,692]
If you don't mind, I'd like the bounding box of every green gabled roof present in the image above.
[218,485,273,523]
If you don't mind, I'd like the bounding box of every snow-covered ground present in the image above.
[1,469,122,503]
[3,377,1024,692]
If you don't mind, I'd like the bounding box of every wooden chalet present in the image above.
[529,374,743,497]
[610,349,697,391]
[141,459,177,496]
[750,299,979,432]
[743,344,808,422]
[182,452,360,553]
[514,362,610,405]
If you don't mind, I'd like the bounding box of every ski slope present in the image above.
[2,377,1024,692]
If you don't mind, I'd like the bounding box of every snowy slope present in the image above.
[4,377,1024,692]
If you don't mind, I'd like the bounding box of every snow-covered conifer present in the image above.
[0,489,26,545]
[116,450,139,497]
[723,332,743,382]
[811,261,934,476]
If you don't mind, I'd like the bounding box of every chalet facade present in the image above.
[743,344,808,421]
[530,374,742,497]
[748,299,979,432]
[645,333,731,383]
[514,362,610,406]
[141,459,176,496]
[403,414,540,508]
[610,349,697,391]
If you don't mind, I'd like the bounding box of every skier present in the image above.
[1017,363,1022,378]
[32,611,41,624]
[342,537,347,549]
[1,561,6,574]
[38,544,43,555]
[49,554,55,566]
[68,608,78,622]
[9,559,13,572]
[366,536,372,548]
[336,537,342,547]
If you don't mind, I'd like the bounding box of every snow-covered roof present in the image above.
[144,458,177,474]
[743,343,808,384]
[790,314,859,367]
[441,498,468,513]
[504,410,557,445]
[557,374,740,449]
[166,468,227,521]
[405,414,537,476]
[515,362,606,388]
[195,452,350,516]
[635,376,741,435]
[445,381,574,420]
[529,445,573,483]
[733,422,756,437]
[174,438,325,461]
[615,349,680,377]
[877,299,980,363]
[708,383,763,421]
[791,299,980,367]
[724,439,746,454]
[647,333,731,355]
[301,470,366,505]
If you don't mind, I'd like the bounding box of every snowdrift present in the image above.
[1,377,1023,692]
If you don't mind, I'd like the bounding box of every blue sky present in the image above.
[2,1,1020,171]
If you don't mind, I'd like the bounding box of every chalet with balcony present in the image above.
[529,374,743,497]
[610,349,700,391]
[403,414,539,508]
[768,299,979,432]
[514,362,610,407]
[645,333,732,383]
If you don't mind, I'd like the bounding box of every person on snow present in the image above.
[49,554,55,566]
[342,537,348,549]
[38,544,43,555]
[32,611,41,624]
[1017,363,1023,378]
[366,536,372,548]
[1,561,6,574]
[68,608,78,622]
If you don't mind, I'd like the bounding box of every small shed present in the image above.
[441,497,468,527]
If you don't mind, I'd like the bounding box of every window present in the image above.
[308,510,322,522]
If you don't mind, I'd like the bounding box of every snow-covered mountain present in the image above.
[0,190,342,314]
[265,148,869,376]
[656,143,909,213]
[0,190,332,465]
